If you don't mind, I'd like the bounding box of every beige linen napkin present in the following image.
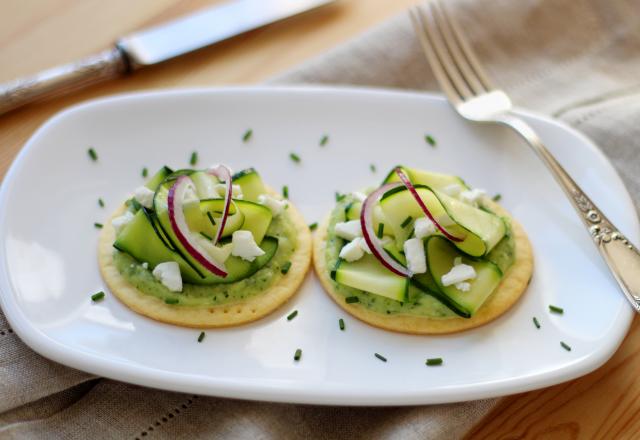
[2,0,639,437]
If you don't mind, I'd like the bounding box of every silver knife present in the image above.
[0,0,335,116]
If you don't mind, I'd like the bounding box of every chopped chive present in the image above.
[309,222,318,231]
[87,147,98,161]
[197,331,205,343]
[400,216,413,228]
[242,129,253,142]
[377,223,384,239]
[281,261,292,275]
[492,193,502,202]
[345,296,359,304]
[339,318,345,331]
[549,305,564,314]
[94,223,103,229]
[370,163,377,173]
[91,291,105,302]
[335,192,346,202]
[206,211,216,226]
[165,298,179,305]
[282,185,289,199]
[294,348,302,361]
[425,134,436,146]
[98,198,105,208]
[287,310,298,321]
[189,151,198,166]
[200,232,213,241]
[289,152,301,163]
[142,167,148,178]
[319,134,329,146]
[533,317,541,329]
[426,358,443,366]
[374,353,387,362]
[560,341,572,351]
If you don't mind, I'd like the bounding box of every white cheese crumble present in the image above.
[214,184,243,199]
[403,237,427,274]
[334,220,362,241]
[257,194,288,216]
[111,210,135,235]
[152,261,183,292]
[231,230,265,262]
[133,186,155,209]
[414,217,437,239]
[441,262,476,287]
[351,191,367,202]
[459,188,486,205]
[339,238,365,262]
[141,262,149,270]
[359,237,372,254]
[455,282,471,292]
[442,183,463,197]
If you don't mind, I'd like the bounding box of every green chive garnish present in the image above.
[533,317,541,329]
[189,151,198,166]
[492,194,502,202]
[142,167,148,178]
[289,152,301,163]
[374,353,387,362]
[309,222,318,231]
[200,232,213,241]
[287,310,298,321]
[425,134,436,146]
[165,298,179,305]
[242,129,253,142]
[549,305,564,314]
[335,192,346,202]
[339,318,345,331]
[282,185,289,199]
[197,332,205,343]
[377,223,384,239]
[560,341,572,351]
[91,291,105,302]
[345,296,359,304]
[319,135,329,146]
[98,198,105,208]
[88,147,98,161]
[426,358,443,366]
[294,348,302,361]
[370,163,376,173]
[94,223,103,229]
[400,216,413,228]
[206,212,216,226]
[281,261,292,274]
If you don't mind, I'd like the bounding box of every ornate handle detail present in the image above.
[500,115,640,312]
[0,47,128,116]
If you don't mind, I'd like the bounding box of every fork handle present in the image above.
[499,115,640,312]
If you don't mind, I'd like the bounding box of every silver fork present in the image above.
[410,1,640,312]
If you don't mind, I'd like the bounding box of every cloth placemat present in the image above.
[1,0,639,437]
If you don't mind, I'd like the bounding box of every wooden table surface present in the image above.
[1,1,638,438]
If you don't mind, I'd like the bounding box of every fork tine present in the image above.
[410,6,467,105]
[436,0,495,91]
[409,7,462,105]
[431,1,486,95]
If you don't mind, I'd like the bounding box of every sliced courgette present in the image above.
[331,255,409,302]
[382,165,468,191]
[232,168,266,202]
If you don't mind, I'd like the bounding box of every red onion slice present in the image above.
[360,182,412,278]
[206,164,233,244]
[394,167,464,242]
[168,175,227,277]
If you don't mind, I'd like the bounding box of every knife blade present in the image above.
[0,0,336,116]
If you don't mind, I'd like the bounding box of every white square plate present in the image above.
[0,87,636,405]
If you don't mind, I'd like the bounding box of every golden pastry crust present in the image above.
[312,200,533,334]
[98,198,311,328]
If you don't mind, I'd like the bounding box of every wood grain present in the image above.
[2,1,639,438]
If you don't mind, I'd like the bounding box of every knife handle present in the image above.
[0,47,129,116]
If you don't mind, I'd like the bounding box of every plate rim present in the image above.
[0,85,635,405]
